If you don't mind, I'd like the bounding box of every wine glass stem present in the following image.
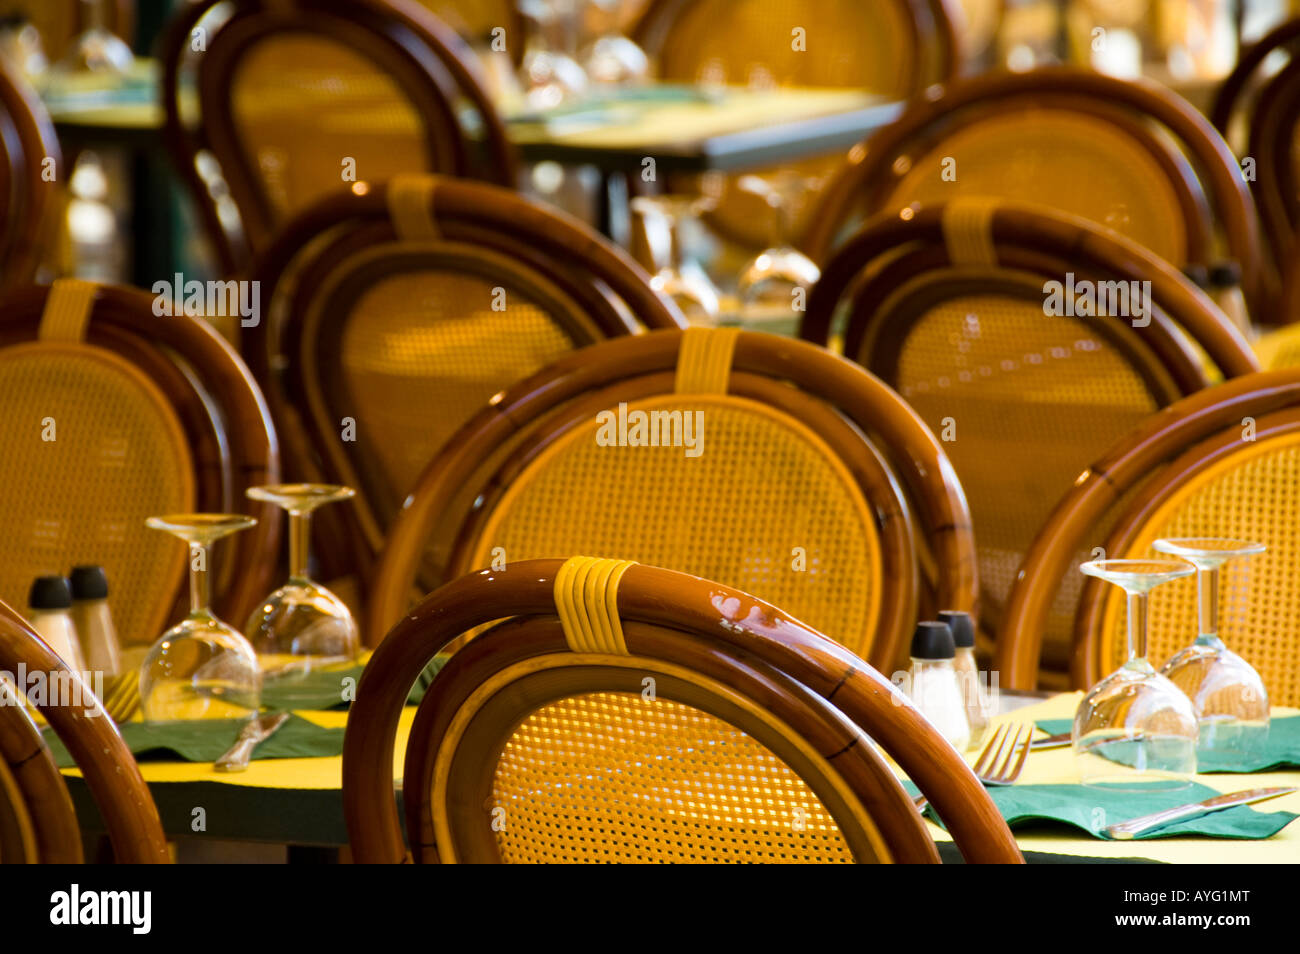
[289,510,312,583]
[189,542,211,616]
[1127,590,1147,661]
[1197,566,1218,639]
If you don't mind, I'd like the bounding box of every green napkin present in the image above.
[906,779,1296,840]
[1037,715,1300,773]
[42,714,344,768]
[260,654,450,711]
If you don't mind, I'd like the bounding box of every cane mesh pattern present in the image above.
[334,269,581,505]
[470,394,880,656]
[1101,431,1300,707]
[891,295,1167,651]
[490,691,851,863]
[416,0,514,37]
[0,345,194,646]
[230,34,429,221]
[887,110,1191,265]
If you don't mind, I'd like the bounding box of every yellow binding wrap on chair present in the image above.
[387,175,440,241]
[38,279,98,342]
[554,556,636,655]
[940,198,1000,267]
[675,326,741,394]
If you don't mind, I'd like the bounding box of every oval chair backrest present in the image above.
[0,285,195,645]
[252,175,685,568]
[0,280,281,639]
[160,0,514,271]
[1087,412,1300,707]
[369,328,977,672]
[344,558,1023,863]
[996,370,1300,690]
[803,201,1260,675]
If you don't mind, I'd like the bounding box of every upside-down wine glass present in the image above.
[1153,538,1269,765]
[630,193,721,324]
[139,514,260,721]
[244,485,360,706]
[735,171,821,320]
[1073,559,1199,790]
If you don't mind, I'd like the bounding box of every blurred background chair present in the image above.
[803,67,1275,324]
[801,200,1260,684]
[0,597,167,863]
[630,0,962,259]
[0,57,61,293]
[1000,368,1300,707]
[368,328,976,671]
[0,0,134,61]
[160,0,517,273]
[250,175,685,600]
[344,558,1022,863]
[0,280,280,646]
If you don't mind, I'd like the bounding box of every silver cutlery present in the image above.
[914,723,1032,812]
[1103,786,1298,840]
[214,712,290,773]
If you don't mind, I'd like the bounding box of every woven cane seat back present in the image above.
[885,110,1194,266]
[466,394,881,657]
[490,690,855,864]
[881,283,1178,648]
[1097,426,1300,706]
[0,342,194,646]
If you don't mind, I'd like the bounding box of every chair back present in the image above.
[0,281,280,641]
[999,370,1300,703]
[160,0,515,271]
[803,201,1260,676]
[344,557,1022,863]
[251,176,685,579]
[804,68,1272,320]
[0,598,168,862]
[369,328,976,672]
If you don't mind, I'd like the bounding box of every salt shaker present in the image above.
[906,621,970,751]
[28,575,86,672]
[938,610,993,749]
[70,565,122,677]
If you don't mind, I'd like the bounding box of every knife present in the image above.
[1103,786,1298,840]
[1030,731,1072,750]
[214,712,290,773]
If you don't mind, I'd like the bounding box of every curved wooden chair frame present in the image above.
[343,559,1023,863]
[1209,16,1300,137]
[160,0,517,272]
[0,58,61,293]
[367,330,976,664]
[0,599,168,863]
[249,176,686,578]
[0,282,281,629]
[801,203,1261,381]
[802,67,1273,321]
[997,369,1300,688]
[633,0,963,91]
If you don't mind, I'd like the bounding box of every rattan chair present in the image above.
[0,58,60,293]
[0,598,167,863]
[344,557,1022,863]
[250,175,686,585]
[631,0,961,250]
[0,280,280,644]
[368,328,975,672]
[160,0,516,273]
[802,200,1260,680]
[1212,21,1300,315]
[803,67,1274,322]
[414,0,523,59]
[1000,369,1300,707]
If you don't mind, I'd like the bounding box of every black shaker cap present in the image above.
[937,610,975,648]
[910,621,955,660]
[29,576,72,610]
[70,565,109,600]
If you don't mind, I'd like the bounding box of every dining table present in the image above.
[54,677,1300,863]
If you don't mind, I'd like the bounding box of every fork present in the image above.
[913,722,1032,813]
